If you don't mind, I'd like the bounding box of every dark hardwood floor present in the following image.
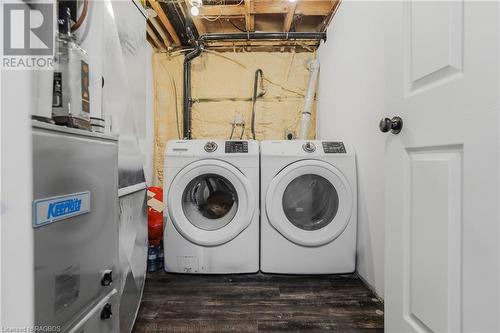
[133,272,384,333]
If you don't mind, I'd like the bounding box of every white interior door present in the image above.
[384,1,500,332]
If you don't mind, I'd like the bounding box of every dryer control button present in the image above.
[322,142,346,154]
[204,141,218,152]
[225,141,248,153]
[302,142,316,153]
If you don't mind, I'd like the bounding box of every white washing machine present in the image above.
[260,140,357,274]
[163,140,259,274]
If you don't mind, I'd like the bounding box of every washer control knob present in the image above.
[204,141,218,152]
[302,142,316,153]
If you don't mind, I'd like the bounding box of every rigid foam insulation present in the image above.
[153,51,318,186]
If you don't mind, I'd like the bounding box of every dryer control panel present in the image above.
[225,141,248,153]
[322,142,346,154]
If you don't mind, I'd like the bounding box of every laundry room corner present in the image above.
[317,0,387,298]
[6,0,500,332]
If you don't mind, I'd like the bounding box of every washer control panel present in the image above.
[225,141,248,153]
[322,142,346,154]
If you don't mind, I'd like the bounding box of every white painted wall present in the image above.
[317,1,386,297]
[0,1,38,326]
[1,67,36,331]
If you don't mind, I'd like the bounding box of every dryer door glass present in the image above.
[182,174,239,231]
[282,174,339,231]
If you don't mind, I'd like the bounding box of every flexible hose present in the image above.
[71,0,89,33]
[229,124,235,139]
[251,69,265,140]
[239,124,245,139]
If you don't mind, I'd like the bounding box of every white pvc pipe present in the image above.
[298,59,320,140]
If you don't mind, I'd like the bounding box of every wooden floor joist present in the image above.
[149,16,172,48]
[147,24,165,50]
[283,2,297,32]
[199,5,244,18]
[149,0,181,46]
[199,1,335,17]
[144,0,341,52]
[244,0,255,32]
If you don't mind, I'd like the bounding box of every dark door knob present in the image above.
[379,116,403,134]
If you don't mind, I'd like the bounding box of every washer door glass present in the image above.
[182,174,238,231]
[282,174,339,231]
[265,159,353,247]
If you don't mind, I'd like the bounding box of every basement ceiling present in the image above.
[145,0,341,52]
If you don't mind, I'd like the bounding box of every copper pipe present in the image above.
[71,0,89,33]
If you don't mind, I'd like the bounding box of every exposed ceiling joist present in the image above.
[283,2,297,32]
[320,0,341,31]
[149,0,181,45]
[244,0,254,32]
[295,1,336,16]
[147,24,165,50]
[199,1,335,17]
[144,0,341,52]
[199,5,243,17]
[149,16,172,47]
[191,15,207,35]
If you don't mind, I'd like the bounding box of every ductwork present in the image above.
[182,27,203,139]
[199,32,327,42]
[298,59,320,140]
[182,44,203,139]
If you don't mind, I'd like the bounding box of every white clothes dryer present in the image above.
[260,140,357,274]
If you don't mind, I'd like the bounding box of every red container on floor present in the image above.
[148,186,163,246]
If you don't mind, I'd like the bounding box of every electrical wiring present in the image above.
[228,19,246,32]
[229,123,235,139]
[229,123,245,139]
[203,49,306,97]
[201,0,245,23]
[201,0,224,22]
[159,61,182,139]
[283,52,295,89]
[168,49,194,56]
[172,79,182,140]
